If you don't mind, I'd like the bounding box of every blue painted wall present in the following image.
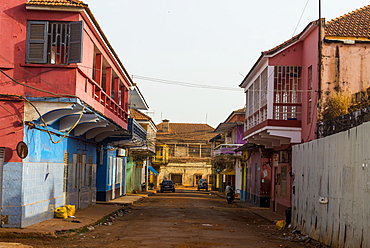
[96,146,126,201]
[1,127,97,228]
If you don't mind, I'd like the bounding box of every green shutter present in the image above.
[68,21,83,63]
[26,21,48,64]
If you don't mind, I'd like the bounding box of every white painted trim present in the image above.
[267,66,275,119]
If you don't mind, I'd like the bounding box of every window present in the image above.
[189,145,200,157]
[201,146,211,157]
[175,144,187,157]
[307,66,313,124]
[26,21,83,64]
[274,66,302,120]
[167,144,175,156]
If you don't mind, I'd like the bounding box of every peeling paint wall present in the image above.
[321,42,370,102]
[159,162,212,187]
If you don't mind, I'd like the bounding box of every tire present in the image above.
[172,189,175,193]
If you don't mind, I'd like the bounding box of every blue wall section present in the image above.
[25,126,66,163]
[96,146,127,201]
[2,162,23,228]
[1,127,98,228]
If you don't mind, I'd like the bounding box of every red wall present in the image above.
[0,99,24,163]
[269,42,303,66]
[300,27,319,142]
[0,0,130,129]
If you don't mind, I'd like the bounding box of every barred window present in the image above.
[26,21,83,64]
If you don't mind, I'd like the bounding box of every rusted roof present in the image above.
[325,5,370,38]
[26,0,87,7]
[156,122,216,142]
[130,109,151,121]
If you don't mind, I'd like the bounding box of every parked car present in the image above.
[159,180,175,193]
[198,179,208,191]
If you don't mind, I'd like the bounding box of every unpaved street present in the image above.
[1,189,325,248]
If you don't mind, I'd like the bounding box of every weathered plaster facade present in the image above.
[155,120,215,187]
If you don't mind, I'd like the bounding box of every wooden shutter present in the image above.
[26,21,48,63]
[68,21,83,63]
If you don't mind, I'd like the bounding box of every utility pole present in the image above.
[318,0,322,101]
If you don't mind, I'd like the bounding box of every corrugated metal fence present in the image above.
[292,122,370,248]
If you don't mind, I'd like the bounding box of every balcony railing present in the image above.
[153,145,169,164]
[213,144,243,157]
[129,118,147,141]
[78,68,129,124]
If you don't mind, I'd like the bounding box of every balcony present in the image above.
[110,118,147,148]
[213,144,243,157]
[152,145,169,165]
[243,66,302,148]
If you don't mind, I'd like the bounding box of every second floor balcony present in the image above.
[153,145,169,165]
[242,66,302,148]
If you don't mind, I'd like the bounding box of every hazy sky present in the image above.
[87,1,370,128]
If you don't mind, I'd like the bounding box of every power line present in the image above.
[292,0,311,37]
[132,75,242,92]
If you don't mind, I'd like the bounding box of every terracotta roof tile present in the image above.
[130,109,151,121]
[325,5,370,38]
[264,34,300,55]
[156,122,216,142]
[26,0,88,8]
[264,5,370,56]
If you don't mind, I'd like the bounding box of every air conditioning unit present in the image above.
[117,148,127,157]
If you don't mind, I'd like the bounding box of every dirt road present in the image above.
[0,189,326,248]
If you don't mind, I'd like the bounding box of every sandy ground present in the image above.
[0,189,327,248]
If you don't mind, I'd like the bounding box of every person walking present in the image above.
[225,182,235,204]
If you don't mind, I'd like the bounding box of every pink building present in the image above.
[239,5,370,215]
[0,0,147,227]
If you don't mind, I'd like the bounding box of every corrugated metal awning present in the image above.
[214,122,244,133]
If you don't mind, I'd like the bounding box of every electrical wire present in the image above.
[292,0,311,37]
[0,93,86,144]
[0,68,76,98]
[132,75,242,91]
[0,54,73,91]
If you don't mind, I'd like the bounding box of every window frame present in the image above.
[26,20,83,65]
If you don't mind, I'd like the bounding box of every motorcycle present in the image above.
[226,187,235,204]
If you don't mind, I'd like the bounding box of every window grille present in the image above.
[273,66,302,120]
[26,21,83,64]
[308,66,313,124]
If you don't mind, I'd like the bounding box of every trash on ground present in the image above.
[54,207,68,219]
[275,220,286,230]
[65,204,76,217]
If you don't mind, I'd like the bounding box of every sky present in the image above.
[87,0,370,128]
